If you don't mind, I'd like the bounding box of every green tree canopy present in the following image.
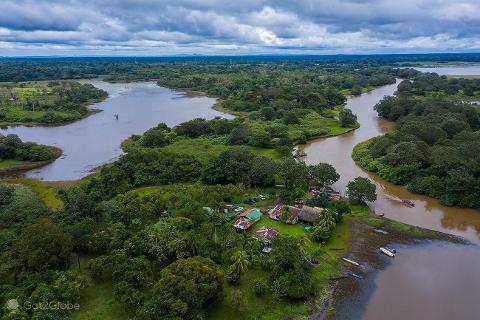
[346,177,377,203]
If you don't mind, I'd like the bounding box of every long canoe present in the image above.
[342,257,360,266]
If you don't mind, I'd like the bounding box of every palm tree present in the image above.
[318,210,336,230]
[297,237,311,257]
[230,250,250,274]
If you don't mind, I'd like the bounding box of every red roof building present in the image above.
[253,226,279,242]
[234,218,253,230]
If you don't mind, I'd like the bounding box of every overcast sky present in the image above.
[1,0,479,56]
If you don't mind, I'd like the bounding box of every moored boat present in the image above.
[402,199,415,207]
[347,272,364,280]
[380,247,395,257]
[342,257,360,266]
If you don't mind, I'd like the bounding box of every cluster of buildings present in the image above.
[230,202,324,254]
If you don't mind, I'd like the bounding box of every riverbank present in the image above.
[0,145,62,175]
[0,81,108,127]
[0,107,103,128]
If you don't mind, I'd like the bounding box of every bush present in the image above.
[272,267,314,300]
[331,199,351,216]
[311,225,332,243]
[225,265,240,284]
[251,278,268,296]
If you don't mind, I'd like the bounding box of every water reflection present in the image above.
[0,81,232,181]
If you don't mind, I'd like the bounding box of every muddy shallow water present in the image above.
[361,242,480,320]
[0,81,231,181]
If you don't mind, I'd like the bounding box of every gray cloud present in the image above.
[0,0,479,55]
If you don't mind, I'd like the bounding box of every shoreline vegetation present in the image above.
[352,73,480,208]
[0,145,62,175]
[0,81,107,126]
[0,134,63,177]
[324,212,466,320]
[1,57,479,320]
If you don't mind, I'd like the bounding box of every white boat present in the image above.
[342,257,360,266]
[380,247,395,257]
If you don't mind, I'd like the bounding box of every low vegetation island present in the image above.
[0,81,107,126]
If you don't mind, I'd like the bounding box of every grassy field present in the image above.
[161,136,229,164]
[69,282,129,320]
[0,146,62,175]
[160,135,285,164]
[246,111,356,144]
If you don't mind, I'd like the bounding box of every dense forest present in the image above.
[353,73,480,207]
[0,81,107,125]
[1,56,478,319]
[0,53,478,82]
[0,111,377,319]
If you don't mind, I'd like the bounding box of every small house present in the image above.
[234,218,253,230]
[253,226,279,242]
[239,208,262,222]
[234,208,263,230]
[298,205,323,224]
[268,204,282,220]
[268,204,299,224]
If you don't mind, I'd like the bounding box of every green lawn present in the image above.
[69,282,129,320]
[160,135,285,164]
[161,135,229,164]
[248,147,284,160]
[252,216,306,237]
[0,159,23,169]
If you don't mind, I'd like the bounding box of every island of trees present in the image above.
[0,134,61,174]
[0,81,107,125]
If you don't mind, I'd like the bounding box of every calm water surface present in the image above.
[302,76,480,244]
[300,66,480,320]
[361,243,480,320]
[416,65,480,77]
[0,81,231,180]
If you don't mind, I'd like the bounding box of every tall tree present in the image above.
[346,177,377,203]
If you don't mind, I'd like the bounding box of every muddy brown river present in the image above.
[360,242,480,320]
[300,67,480,320]
[301,79,480,244]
